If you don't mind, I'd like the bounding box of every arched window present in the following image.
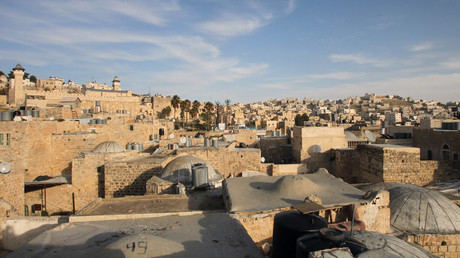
[427,150,433,160]
[442,144,450,161]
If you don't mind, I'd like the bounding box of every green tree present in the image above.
[180,99,191,126]
[202,102,215,130]
[295,113,310,126]
[224,99,231,125]
[171,95,181,119]
[161,106,171,118]
[29,75,37,83]
[190,100,200,118]
[215,101,221,125]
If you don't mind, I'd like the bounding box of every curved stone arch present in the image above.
[441,144,450,161]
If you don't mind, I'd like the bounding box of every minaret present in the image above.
[8,64,25,106]
[112,76,120,91]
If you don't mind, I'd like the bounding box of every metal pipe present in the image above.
[72,193,76,214]
[351,204,355,236]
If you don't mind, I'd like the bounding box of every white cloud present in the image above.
[195,14,268,37]
[410,42,433,52]
[257,83,292,90]
[329,73,460,102]
[441,61,460,69]
[310,72,364,80]
[286,0,296,14]
[36,0,180,26]
[329,54,391,67]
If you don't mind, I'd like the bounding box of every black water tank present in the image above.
[272,211,328,258]
[296,228,368,257]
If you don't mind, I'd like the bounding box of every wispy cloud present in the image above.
[37,0,181,26]
[410,42,433,52]
[194,14,270,37]
[329,54,391,67]
[286,0,296,14]
[310,72,364,80]
[440,61,460,69]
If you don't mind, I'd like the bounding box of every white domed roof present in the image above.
[160,156,222,185]
[358,182,460,234]
[92,141,125,153]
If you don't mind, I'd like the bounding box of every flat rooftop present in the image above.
[78,193,225,216]
[10,213,263,258]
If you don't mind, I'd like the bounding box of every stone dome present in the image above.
[92,141,125,154]
[160,156,222,186]
[358,182,460,234]
[349,231,431,257]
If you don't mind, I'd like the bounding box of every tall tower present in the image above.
[112,76,120,91]
[8,64,25,106]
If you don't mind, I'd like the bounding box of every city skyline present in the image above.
[1,0,460,103]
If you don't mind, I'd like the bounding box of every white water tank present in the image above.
[192,164,208,189]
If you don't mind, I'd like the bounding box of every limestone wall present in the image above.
[104,161,164,198]
[349,144,455,186]
[232,212,277,245]
[0,172,24,218]
[234,129,259,147]
[414,128,460,161]
[271,164,308,176]
[355,145,384,183]
[407,233,460,257]
[177,147,261,178]
[334,149,360,183]
[260,137,292,164]
[381,147,421,183]
[0,120,163,181]
[292,126,347,173]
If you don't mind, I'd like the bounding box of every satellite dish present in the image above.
[169,133,175,139]
[365,130,376,143]
[0,162,12,174]
[311,145,322,153]
[180,136,187,144]
[261,157,265,163]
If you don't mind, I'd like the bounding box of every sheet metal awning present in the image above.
[25,175,70,188]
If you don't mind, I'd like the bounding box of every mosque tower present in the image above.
[8,64,25,106]
[112,76,120,91]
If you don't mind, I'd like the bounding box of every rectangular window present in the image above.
[0,133,10,146]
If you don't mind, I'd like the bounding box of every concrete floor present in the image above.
[9,213,264,258]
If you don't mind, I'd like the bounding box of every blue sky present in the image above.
[1,0,459,103]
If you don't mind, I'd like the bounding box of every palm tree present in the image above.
[181,99,191,125]
[190,100,200,118]
[224,99,231,126]
[202,102,214,130]
[215,101,221,125]
[171,95,181,119]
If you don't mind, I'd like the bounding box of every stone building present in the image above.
[291,126,347,173]
[413,126,460,163]
[334,144,458,185]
